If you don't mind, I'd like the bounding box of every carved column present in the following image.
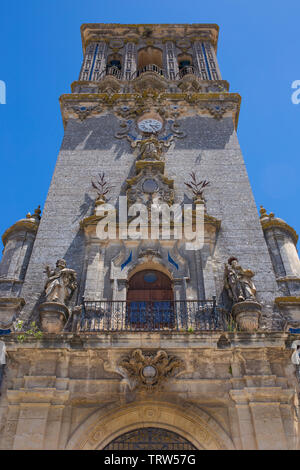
[123,41,137,80]
[90,41,108,81]
[193,41,221,80]
[79,42,98,81]
[202,42,222,80]
[164,41,179,80]
[230,387,295,450]
[193,41,210,80]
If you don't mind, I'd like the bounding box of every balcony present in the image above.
[132,64,165,79]
[70,299,233,333]
[177,65,197,79]
[105,65,123,79]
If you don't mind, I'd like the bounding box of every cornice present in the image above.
[275,296,300,306]
[59,91,241,129]
[80,23,220,54]
[2,219,39,247]
[261,218,298,245]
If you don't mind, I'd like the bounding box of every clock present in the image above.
[138,118,162,133]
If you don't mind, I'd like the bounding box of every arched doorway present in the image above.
[103,427,197,450]
[127,270,174,330]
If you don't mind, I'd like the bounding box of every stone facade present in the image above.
[0,23,300,450]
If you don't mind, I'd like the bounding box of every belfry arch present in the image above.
[137,46,163,70]
[66,402,235,450]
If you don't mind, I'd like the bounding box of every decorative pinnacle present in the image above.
[92,172,113,205]
[259,205,274,220]
[26,205,41,221]
[185,172,210,202]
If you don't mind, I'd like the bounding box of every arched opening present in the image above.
[106,53,122,78]
[177,53,194,78]
[103,427,197,450]
[66,401,235,450]
[126,269,174,329]
[137,46,163,76]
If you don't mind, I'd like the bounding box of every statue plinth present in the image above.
[39,302,69,333]
[0,297,25,330]
[232,300,261,332]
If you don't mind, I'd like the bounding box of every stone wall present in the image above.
[0,332,298,450]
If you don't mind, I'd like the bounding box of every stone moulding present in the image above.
[59,91,241,129]
[66,400,235,450]
[275,296,300,305]
[80,23,220,54]
[2,219,39,247]
[261,218,298,245]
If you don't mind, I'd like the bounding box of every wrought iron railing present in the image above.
[72,299,233,332]
[177,65,197,79]
[133,64,165,79]
[106,65,123,79]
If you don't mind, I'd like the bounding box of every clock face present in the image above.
[138,118,162,133]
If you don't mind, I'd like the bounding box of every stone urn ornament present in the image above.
[224,257,261,331]
[39,259,77,333]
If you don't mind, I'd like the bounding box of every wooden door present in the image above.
[127,270,173,302]
[127,270,174,329]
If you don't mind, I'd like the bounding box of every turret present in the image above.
[260,206,300,330]
[0,206,41,330]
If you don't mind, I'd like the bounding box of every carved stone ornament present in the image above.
[118,349,184,391]
[127,166,174,207]
[178,76,202,93]
[98,76,121,94]
[67,104,102,121]
[200,102,235,120]
[39,260,77,333]
[224,257,261,332]
[132,73,169,93]
[224,257,257,303]
[44,259,77,305]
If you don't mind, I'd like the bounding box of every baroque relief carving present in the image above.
[118,349,184,391]
[66,104,103,121]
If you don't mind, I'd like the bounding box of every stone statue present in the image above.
[224,257,257,303]
[44,259,77,305]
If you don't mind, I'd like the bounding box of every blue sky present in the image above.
[0,0,299,251]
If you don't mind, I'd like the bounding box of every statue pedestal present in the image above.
[39,302,69,333]
[0,297,25,329]
[232,300,261,332]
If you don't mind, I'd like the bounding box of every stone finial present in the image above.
[34,205,42,220]
[259,205,274,220]
[26,205,41,221]
[92,172,113,207]
[185,172,210,204]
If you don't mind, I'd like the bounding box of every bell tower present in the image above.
[0,24,300,451]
